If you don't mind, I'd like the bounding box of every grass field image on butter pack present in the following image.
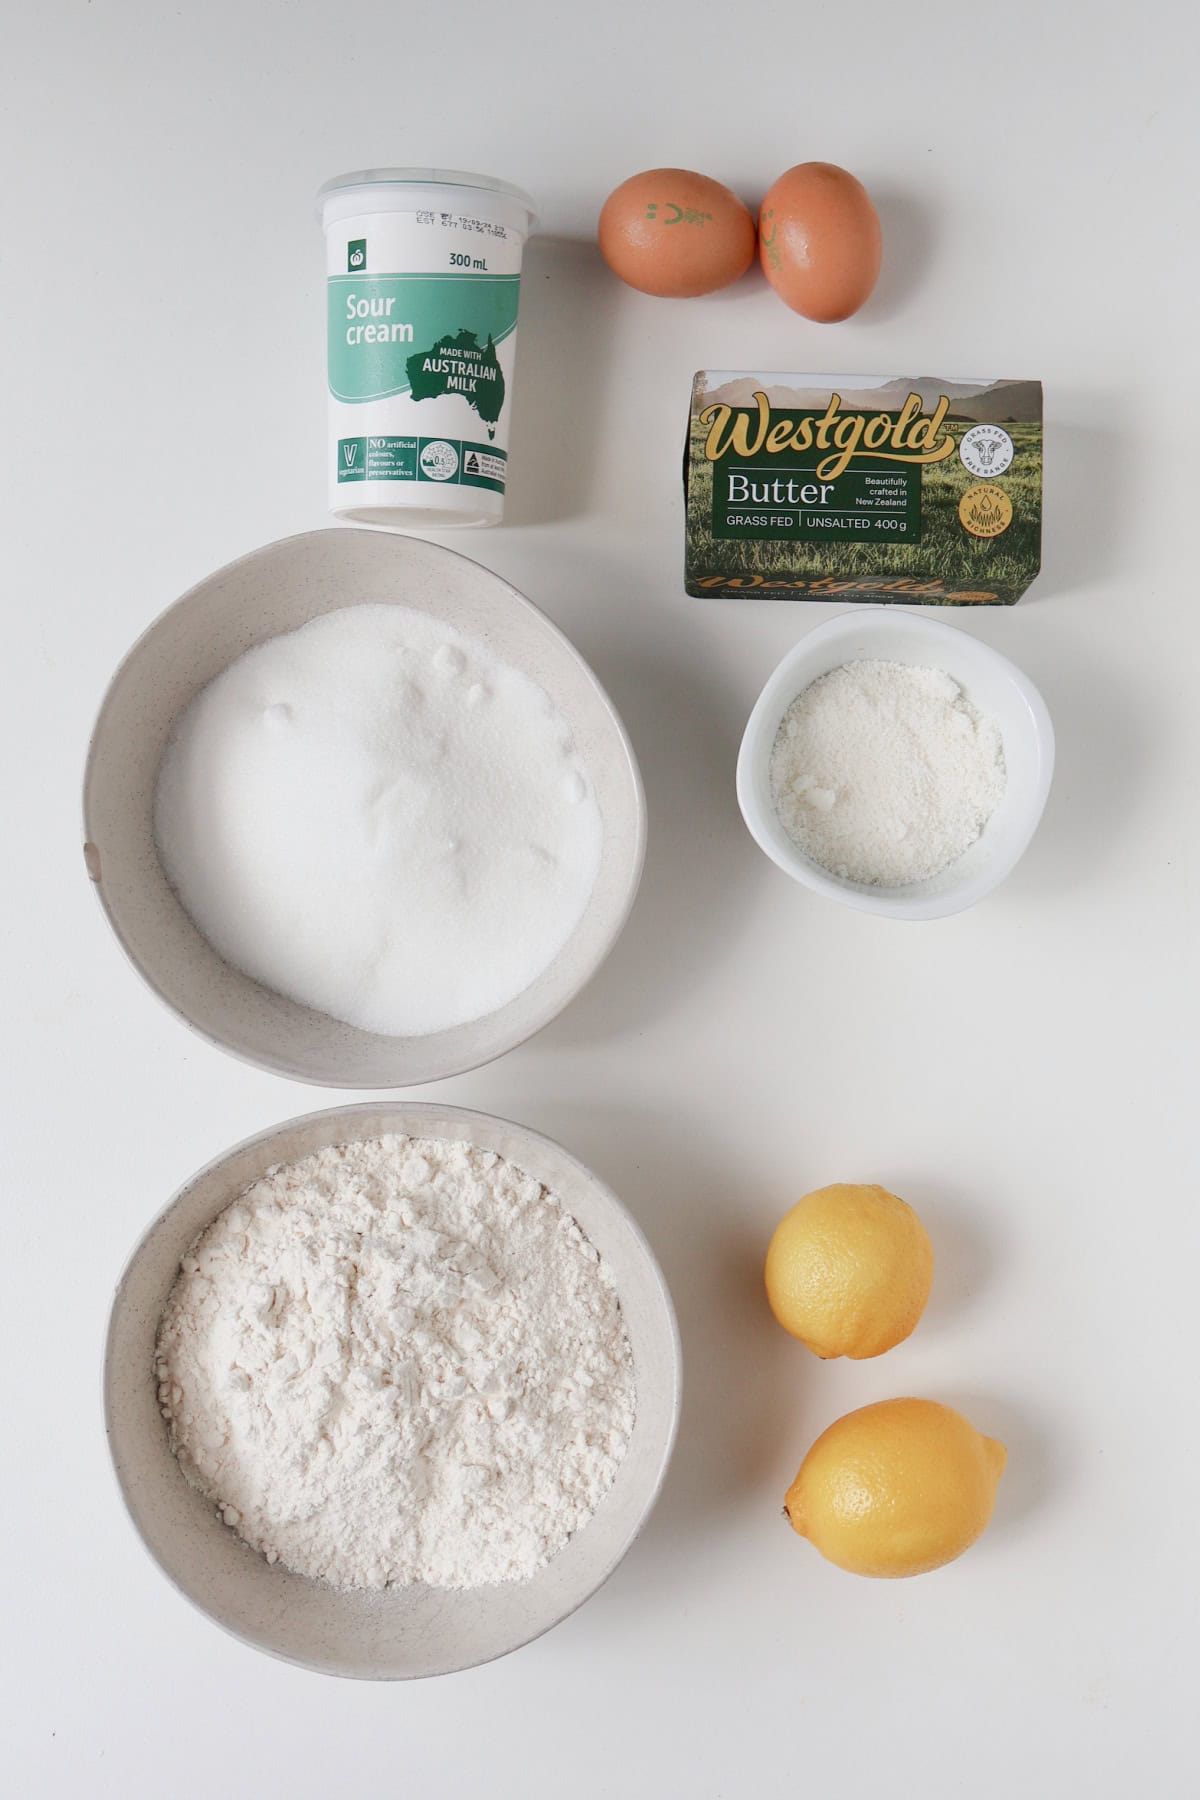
[685,373,1042,605]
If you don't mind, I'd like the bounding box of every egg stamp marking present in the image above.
[646,202,713,226]
[760,207,782,272]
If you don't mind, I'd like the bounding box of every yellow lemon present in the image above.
[764,1182,933,1359]
[785,1398,1006,1578]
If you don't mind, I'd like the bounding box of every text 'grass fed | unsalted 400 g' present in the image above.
[684,373,1042,605]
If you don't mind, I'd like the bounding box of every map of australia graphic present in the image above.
[406,329,505,438]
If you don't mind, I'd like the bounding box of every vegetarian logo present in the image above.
[342,442,359,467]
[347,238,366,272]
[407,329,505,439]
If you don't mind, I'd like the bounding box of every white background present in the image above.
[3,2,1197,1794]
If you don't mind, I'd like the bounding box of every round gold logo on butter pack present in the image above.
[958,483,1013,539]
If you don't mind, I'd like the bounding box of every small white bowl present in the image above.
[83,530,646,1086]
[736,609,1054,920]
[104,1101,682,1680]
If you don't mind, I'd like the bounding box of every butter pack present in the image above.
[684,372,1042,605]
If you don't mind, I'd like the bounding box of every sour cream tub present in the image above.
[318,169,537,529]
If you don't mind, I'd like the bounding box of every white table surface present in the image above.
[4,2,1196,1794]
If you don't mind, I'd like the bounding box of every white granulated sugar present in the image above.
[770,659,1006,886]
[156,1135,635,1591]
[154,604,602,1037]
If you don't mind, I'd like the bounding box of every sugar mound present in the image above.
[154,604,603,1035]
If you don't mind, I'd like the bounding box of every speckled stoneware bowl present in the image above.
[104,1101,681,1680]
[83,529,645,1086]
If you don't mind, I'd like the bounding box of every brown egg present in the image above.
[599,168,756,298]
[759,163,882,321]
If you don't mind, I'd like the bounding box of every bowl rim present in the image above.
[81,528,647,1086]
[102,1099,683,1680]
[735,607,1055,921]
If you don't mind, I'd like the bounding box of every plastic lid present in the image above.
[318,167,537,221]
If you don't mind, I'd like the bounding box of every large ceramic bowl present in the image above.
[83,529,645,1085]
[737,608,1054,920]
[104,1101,681,1680]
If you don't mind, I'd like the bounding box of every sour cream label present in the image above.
[322,188,530,525]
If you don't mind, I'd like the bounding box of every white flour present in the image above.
[770,659,1006,886]
[156,1135,635,1590]
[153,604,603,1037]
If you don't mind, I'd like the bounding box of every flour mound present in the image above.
[156,1135,636,1590]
